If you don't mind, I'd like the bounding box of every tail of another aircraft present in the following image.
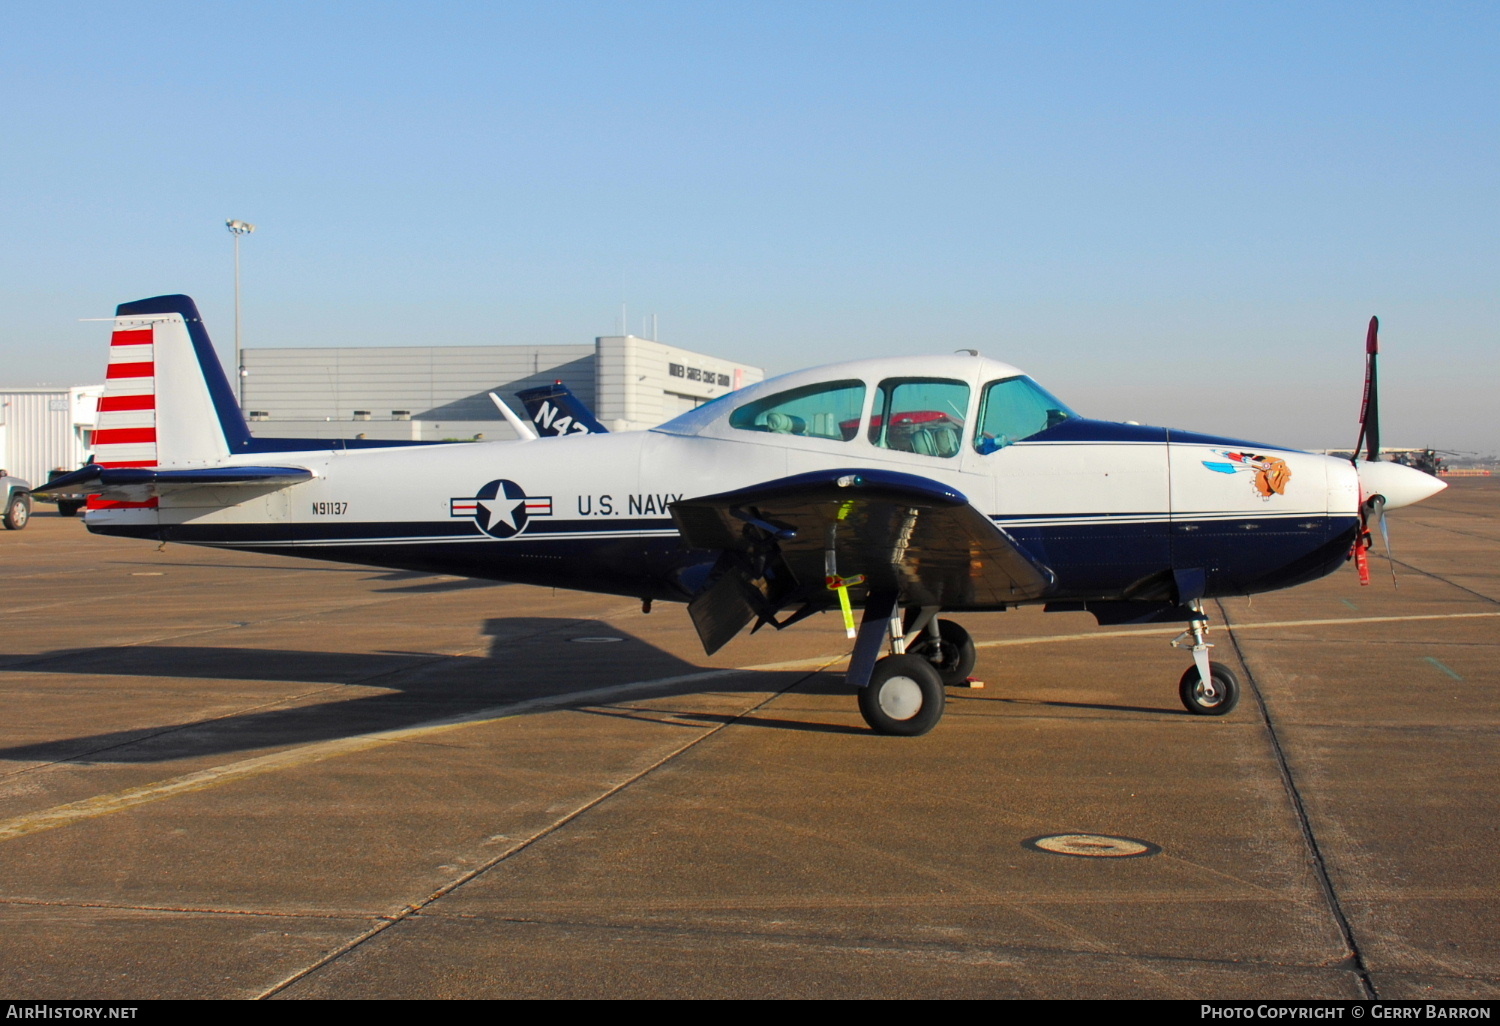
[515,381,608,436]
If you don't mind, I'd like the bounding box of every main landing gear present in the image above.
[849,597,979,736]
[1171,600,1240,716]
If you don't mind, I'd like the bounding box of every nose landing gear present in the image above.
[1171,600,1241,716]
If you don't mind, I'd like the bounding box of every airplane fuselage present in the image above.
[87,417,1363,608]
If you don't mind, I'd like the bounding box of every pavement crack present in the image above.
[253,660,840,1000]
[1384,557,1500,607]
[0,896,371,919]
[1216,599,1378,1000]
[399,907,1372,977]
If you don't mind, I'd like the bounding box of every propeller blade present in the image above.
[1377,503,1397,587]
[1353,315,1380,462]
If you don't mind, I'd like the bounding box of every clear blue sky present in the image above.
[2,1,1495,453]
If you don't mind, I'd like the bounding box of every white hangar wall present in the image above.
[0,387,101,484]
[241,336,763,441]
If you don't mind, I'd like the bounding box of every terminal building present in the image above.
[240,334,764,442]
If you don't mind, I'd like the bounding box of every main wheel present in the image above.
[3,494,30,530]
[905,617,977,686]
[57,500,82,517]
[1178,663,1240,716]
[858,654,946,736]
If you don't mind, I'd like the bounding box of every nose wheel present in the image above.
[1171,599,1240,716]
[1178,663,1240,715]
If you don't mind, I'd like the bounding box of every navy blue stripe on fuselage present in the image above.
[1021,417,1304,453]
[119,517,678,546]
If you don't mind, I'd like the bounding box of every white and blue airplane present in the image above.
[38,296,1445,736]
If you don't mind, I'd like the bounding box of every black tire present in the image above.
[1178,663,1240,716]
[57,500,82,517]
[858,654,946,736]
[3,493,30,530]
[906,618,977,687]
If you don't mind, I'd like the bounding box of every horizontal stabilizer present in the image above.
[34,464,312,500]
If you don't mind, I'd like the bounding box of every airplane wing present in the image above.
[31,464,313,503]
[670,468,1055,654]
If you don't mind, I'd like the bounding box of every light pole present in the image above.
[226,219,256,407]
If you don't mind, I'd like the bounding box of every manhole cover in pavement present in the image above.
[1022,834,1161,859]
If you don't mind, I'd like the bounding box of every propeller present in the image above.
[1354,316,1381,463]
[1347,316,1448,585]
[1352,316,1383,585]
[1344,317,1448,586]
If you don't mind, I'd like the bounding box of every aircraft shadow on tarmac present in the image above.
[116,561,512,595]
[0,616,878,765]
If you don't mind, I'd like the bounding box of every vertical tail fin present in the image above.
[515,381,608,436]
[90,295,251,511]
[97,295,252,467]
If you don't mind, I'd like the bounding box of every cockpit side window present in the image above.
[728,379,866,441]
[973,376,1077,453]
[868,378,969,458]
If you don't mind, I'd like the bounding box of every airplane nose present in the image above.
[1355,460,1448,510]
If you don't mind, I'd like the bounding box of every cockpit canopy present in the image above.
[655,355,1077,457]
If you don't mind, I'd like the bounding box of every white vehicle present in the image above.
[38,297,1443,735]
[1,471,31,530]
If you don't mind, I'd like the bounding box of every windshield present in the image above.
[973,376,1077,453]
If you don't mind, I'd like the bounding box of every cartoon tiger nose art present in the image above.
[1202,450,1292,499]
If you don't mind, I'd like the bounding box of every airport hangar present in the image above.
[0,333,764,482]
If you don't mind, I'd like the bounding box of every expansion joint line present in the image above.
[1213,599,1377,1000]
[1385,556,1500,607]
[254,660,838,1000]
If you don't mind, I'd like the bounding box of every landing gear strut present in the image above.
[1171,600,1240,716]
[848,595,973,736]
[903,607,977,686]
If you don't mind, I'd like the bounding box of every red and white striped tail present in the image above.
[96,325,159,467]
[86,307,236,514]
[89,323,160,510]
